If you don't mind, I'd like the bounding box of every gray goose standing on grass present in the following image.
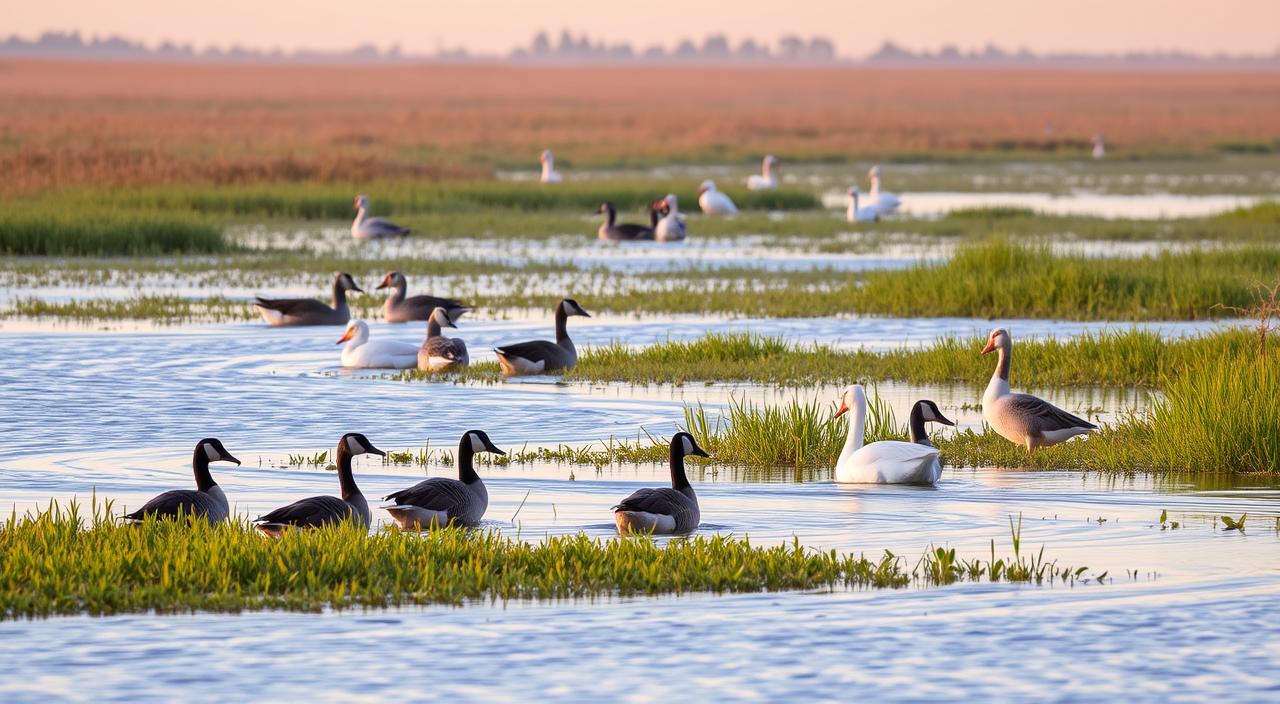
[255,433,384,538]
[419,306,469,371]
[981,327,1097,452]
[376,271,470,323]
[382,430,505,529]
[613,432,711,535]
[121,439,240,524]
[596,201,655,241]
[255,272,361,326]
[494,298,591,376]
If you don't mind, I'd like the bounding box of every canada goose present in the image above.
[255,272,361,326]
[834,388,955,485]
[982,328,1097,451]
[419,306,469,371]
[493,298,591,376]
[655,194,688,242]
[382,430,504,529]
[747,154,778,190]
[121,439,240,523]
[255,433,384,537]
[352,194,410,240]
[698,180,738,215]
[376,271,470,323]
[596,201,655,241]
[539,149,562,183]
[337,320,418,369]
[867,165,901,216]
[613,432,710,535]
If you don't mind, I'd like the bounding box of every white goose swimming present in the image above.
[539,149,562,183]
[698,180,738,215]
[834,386,956,485]
[846,186,879,223]
[981,328,1097,451]
[337,320,418,369]
[351,195,411,240]
[747,154,778,190]
[655,194,688,242]
[867,165,901,217]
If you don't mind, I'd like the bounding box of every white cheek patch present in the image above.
[682,435,694,455]
[470,433,486,453]
[347,436,366,454]
[203,443,219,461]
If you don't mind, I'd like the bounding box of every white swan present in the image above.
[834,385,956,485]
[698,180,738,215]
[539,149,562,184]
[867,165,901,216]
[747,154,778,190]
[337,320,418,369]
[655,194,688,242]
[1092,134,1105,160]
[846,186,879,223]
[351,195,410,240]
[981,328,1097,451]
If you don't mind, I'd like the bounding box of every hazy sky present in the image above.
[9,0,1280,56]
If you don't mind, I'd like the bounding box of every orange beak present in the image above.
[981,338,996,355]
[833,400,849,419]
[337,328,354,344]
[375,273,391,290]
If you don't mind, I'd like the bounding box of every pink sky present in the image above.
[9,0,1280,56]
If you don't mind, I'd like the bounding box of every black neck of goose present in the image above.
[996,345,1010,382]
[649,207,660,228]
[192,446,217,492]
[457,437,481,484]
[603,205,616,226]
[909,404,931,446]
[336,444,361,500]
[555,302,570,345]
[426,316,441,339]
[332,278,346,307]
[669,443,691,490]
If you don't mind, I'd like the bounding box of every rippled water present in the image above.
[2,313,1277,700]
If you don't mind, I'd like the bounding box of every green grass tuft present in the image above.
[0,208,226,256]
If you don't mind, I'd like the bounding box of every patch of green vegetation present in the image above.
[0,501,1093,619]
[0,208,227,256]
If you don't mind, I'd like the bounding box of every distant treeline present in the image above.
[4,30,1279,68]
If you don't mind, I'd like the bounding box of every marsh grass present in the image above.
[0,500,1094,619]
[0,207,226,256]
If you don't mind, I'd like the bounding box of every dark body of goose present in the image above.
[122,439,240,523]
[376,271,470,323]
[613,432,710,535]
[255,272,362,326]
[596,201,655,241]
[494,298,591,376]
[419,306,469,371]
[382,430,505,529]
[982,327,1097,451]
[255,433,384,537]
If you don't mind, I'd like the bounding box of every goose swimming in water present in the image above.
[846,186,879,223]
[351,195,411,240]
[255,433,384,537]
[539,149,562,184]
[867,165,901,217]
[255,272,361,327]
[419,306,469,371]
[121,439,241,523]
[375,271,469,323]
[747,154,778,190]
[596,201,655,241]
[698,180,738,215]
[834,387,955,485]
[338,320,419,369]
[614,432,710,535]
[382,430,505,529]
[493,298,591,376]
[655,194,688,242]
[982,328,1097,452]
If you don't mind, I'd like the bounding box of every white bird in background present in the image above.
[351,195,411,240]
[867,165,901,217]
[747,154,778,190]
[1092,134,1105,160]
[539,149,562,183]
[698,180,738,215]
[846,186,879,223]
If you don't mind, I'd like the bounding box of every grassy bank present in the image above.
[0,208,227,256]
[0,502,1091,619]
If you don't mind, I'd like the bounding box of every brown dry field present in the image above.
[2,59,1280,194]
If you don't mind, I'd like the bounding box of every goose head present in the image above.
[335,272,363,293]
[463,429,506,457]
[340,432,386,458]
[560,298,591,318]
[661,193,679,213]
[197,438,241,465]
[429,306,456,329]
[981,327,1011,355]
[763,154,778,171]
[337,319,369,345]
[671,431,711,459]
[596,201,616,217]
[353,194,369,211]
[540,149,553,165]
[375,271,406,292]
[698,180,716,196]
[867,165,881,180]
[833,384,867,419]
[913,400,955,427]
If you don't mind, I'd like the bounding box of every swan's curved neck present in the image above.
[335,445,362,501]
[838,400,867,465]
[869,175,880,198]
[353,206,367,225]
[541,157,554,176]
[993,345,1010,383]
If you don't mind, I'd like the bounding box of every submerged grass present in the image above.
[0,501,1093,619]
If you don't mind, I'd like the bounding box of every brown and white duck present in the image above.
[981,328,1097,452]
[376,271,470,324]
[493,298,590,376]
[418,306,470,371]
